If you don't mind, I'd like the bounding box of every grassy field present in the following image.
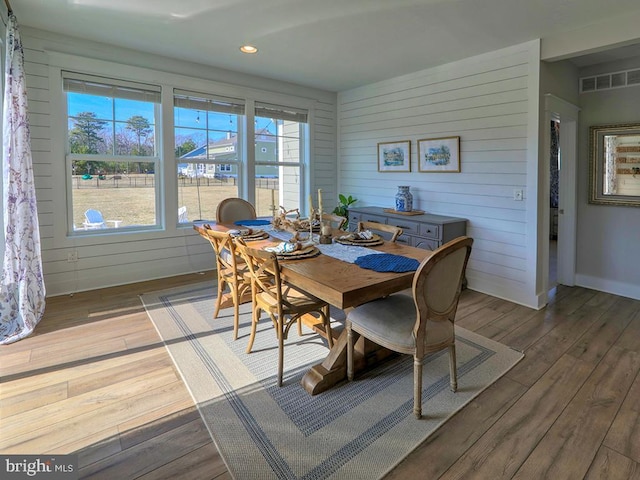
[72,178,278,229]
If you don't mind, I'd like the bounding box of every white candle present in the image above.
[318,189,323,213]
[308,194,313,218]
[271,189,275,207]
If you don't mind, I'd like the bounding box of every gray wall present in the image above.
[576,58,640,298]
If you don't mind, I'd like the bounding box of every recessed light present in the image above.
[240,45,258,54]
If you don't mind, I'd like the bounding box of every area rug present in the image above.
[141,282,523,480]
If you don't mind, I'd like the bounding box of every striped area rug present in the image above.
[141,282,523,480]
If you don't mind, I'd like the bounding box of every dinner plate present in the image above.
[276,245,320,260]
[294,224,321,232]
[335,233,384,246]
[242,231,269,241]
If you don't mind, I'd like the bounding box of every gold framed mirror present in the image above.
[589,123,640,206]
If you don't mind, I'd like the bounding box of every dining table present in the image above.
[194,221,433,395]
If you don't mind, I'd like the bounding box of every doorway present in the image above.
[543,94,580,298]
[549,120,559,289]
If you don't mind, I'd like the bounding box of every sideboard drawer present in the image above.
[359,213,388,225]
[395,234,412,246]
[419,223,440,239]
[387,218,420,236]
[413,237,439,250]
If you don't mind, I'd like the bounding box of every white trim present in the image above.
[47,51,317,111]
[544,94,580,293]
[576,273,640,301]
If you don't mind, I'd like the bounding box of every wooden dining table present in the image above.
[194,222,433,395]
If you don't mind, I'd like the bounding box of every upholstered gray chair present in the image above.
[216,197,257,224]
[346,236,473,418]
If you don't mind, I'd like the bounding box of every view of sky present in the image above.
[68,92,277,145]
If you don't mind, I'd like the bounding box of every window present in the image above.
[64,72,161,232]
[254,102,308,217]
[174,90,245,222]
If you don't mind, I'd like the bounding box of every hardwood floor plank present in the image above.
[117,402,200,451]
[505,302,606,387]
[512,346,640,480]
[440,354,594,480]
[67,352,172,397]
[1,349,170,397]
[136,444,226,480]
[385,376,527,479]
[0,381,68,418]
[584,446,640,480]
[456,305,510,332]
[1,376,185,453]
[78,418,212,479]
[475,304,540,346]
[567,297,640,365]
[603,354,640,463]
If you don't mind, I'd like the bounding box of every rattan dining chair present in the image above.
[322,213,347,230]
[346,236,473,418]
[216,197,257,224]
[201,226,251,340]
[235,239,334,387]
[358,220,403,242]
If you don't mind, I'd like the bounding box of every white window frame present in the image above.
[63,71,163,235]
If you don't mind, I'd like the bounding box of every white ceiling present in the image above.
[11,0,640,92]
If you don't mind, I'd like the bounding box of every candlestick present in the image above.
[318,189,323,215]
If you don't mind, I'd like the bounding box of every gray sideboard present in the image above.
[347,206,467,251]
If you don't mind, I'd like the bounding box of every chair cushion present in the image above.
[348,293,453,352]
[348,294,417,351]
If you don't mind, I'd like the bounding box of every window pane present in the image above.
[71,160,157,230]
[65,73,161,234]
[255,110,305,214]
[255,172,279,217]
[254,165,300,217]
[67,93,157,157]
[177,165,238,222]
[174,91,244,223]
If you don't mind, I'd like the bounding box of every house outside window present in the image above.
[174,90,245,222]
[64,72,161,232]
[254,102,307,216]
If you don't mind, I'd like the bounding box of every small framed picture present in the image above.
[418,136,461,173]
[377,140,411,172]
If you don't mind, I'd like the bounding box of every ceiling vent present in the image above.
[581,68,640,93]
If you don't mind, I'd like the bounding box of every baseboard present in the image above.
[575,273,640,301]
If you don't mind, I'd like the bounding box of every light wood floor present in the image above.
[1,273,639,479]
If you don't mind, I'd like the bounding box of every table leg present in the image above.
[300,329,395,395]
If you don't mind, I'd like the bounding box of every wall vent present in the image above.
[581,68,640,93]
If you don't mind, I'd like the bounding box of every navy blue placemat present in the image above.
[354,253,420,273]
[233,219,272,226]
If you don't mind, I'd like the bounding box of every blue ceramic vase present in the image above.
[395,186,413,212]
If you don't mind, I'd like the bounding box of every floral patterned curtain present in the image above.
[0,12,45,344]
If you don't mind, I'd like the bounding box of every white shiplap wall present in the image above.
[23,29,337,296]
[338,41,542,307]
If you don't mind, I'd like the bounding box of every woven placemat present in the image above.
[354,253,420,272]
[234,219,272,226]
